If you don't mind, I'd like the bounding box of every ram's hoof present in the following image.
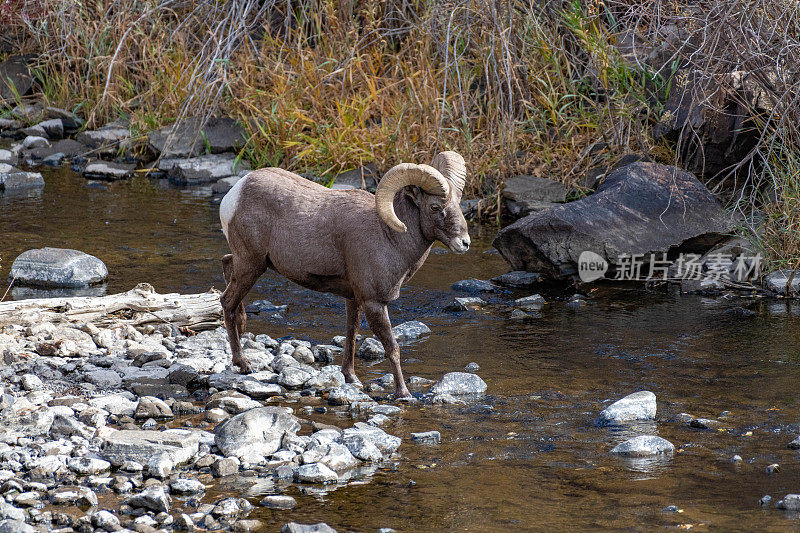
[233,357,254,374]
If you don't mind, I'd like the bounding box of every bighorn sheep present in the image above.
[219,152,470,398]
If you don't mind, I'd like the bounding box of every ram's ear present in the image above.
[403,185,425,206]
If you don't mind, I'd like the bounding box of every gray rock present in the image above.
[76,125,130,149]
[0,167,44,193]
[20,374,43,391]
[260,494,296,509]
[277,366,315,389]
[296,462,338,483]
[0,150,16,166]
[445,297,486,311]
[333,164,379,189]
[502,175,566,217]
[392,321,431,342]
[213,456,240,477]
[788,435,800,449]
[777,494,800,511]
[610,435,674,457]
[341,423,401,455]
[134,396,174,419]
[765,269,800,296]
[0,56,34,102]
[148,117,247,158]
[214,406,301,458]
[124,486,171,513]
[493,162,733,279]
[212,174,245,194]
[169,478,205,495]
[50,486,98,506]
[430,372,487,395]
[21,135,48,149]
[164,153,250,185]
[85,368,122,388]
[514,294,546,310]
[100,428,200,466]
[302,442,358,473]
[89,394,137,416]
[10,248,107,287]
[67,457,111,475]
[49,414,94,439]
[358,338,385,360]
[83,161,135,181]
[370,404,402,416]
[91,510,120,530]
[451,279,496,293]
[37,118,64,139]
[282,523,338,533]
[596,391,657,426]
[410,431,441,444]
[327,384,372,405]
[0,520,35,533]
[41,152,65,166]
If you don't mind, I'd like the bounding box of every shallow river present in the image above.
[2,168,800,531]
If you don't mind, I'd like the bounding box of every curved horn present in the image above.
[375,163,450,233]
[432,151,467,193]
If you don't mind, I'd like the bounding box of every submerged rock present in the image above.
[777,494,800,511]
[282,523,338,533]
[610,435,674,457]
[493,162,732,279]
[10,247,108,287]
[430,372,487,395]
[445,297,486,311]
[596,391,657,426]
[0,165,44,193]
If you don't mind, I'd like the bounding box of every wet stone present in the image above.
[358,338,385,360]
[451,279,497,293]
[610,435,674,457]
[596,391,657,426]
[430,372,487,395]
[10,247,108,287]
[296,462,338,483]
[327,384,372,405]
[491,271,541,288]
[788,435,800,449]
[410,431,441,444]
[260,494,296,509]
[282,523,338,533]
[445,297,486,311]
[777,494,800,511]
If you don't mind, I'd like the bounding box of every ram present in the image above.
[219,152,470,398]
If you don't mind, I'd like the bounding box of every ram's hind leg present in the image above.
[363,301,412,399]
[222,254,247,336]
[342,299,362,384]
[221,254,264,373]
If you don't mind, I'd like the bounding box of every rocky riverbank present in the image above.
[0,287,487,532]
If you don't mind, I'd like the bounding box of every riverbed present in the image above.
[2,168,800,531]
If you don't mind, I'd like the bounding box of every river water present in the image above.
[2,168,800,531]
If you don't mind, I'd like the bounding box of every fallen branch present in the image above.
[0,283,222,331]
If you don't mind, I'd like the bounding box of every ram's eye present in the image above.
[430,203,443,212]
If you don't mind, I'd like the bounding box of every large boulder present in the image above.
[214,406,301,457]
[148,117,247,158]
[10,248,108,287]
[493,162,733,279]
[0,56,34,103]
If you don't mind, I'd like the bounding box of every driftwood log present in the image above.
[0,283,222,332]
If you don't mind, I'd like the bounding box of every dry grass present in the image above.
[2,0,798,263]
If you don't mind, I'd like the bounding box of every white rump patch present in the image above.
[219,173,249,239]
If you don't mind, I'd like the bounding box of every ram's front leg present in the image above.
[363,301,412,399]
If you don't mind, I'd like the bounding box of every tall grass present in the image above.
[3,1,654,200]
[2,0,798,264]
